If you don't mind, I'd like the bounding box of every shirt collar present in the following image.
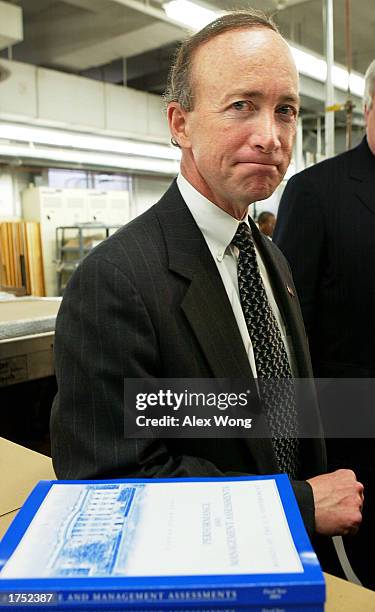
[176,173,249,261]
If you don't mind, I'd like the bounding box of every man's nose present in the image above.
[249,112,281,153]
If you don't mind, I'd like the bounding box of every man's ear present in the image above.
[167,102,192,148]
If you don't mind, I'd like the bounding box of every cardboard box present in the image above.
[0,437,55,538]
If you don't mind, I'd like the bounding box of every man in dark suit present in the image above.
[274,60,375,587]
[50,11,363,569]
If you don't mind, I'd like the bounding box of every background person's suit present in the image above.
[274,136,375,587]
[51,180,327,549]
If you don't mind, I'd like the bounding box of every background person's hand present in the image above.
[307,469,364,536]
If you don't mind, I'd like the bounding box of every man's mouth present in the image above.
[236,161,280,172]
[238,160,279,166]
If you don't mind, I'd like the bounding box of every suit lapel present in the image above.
[350,137,375,216]
[250,219,293,332]
[181,257,252,379]
[155,181,252,379]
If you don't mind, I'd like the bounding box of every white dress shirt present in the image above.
[176,173,297,378]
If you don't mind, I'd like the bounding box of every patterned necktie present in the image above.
[232,221,299,478]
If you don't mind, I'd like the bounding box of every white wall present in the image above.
[0,171,14,218]
[250,182,285,221]
[132,175,173,218]
[0,58,169,142]
[0,168,30,219]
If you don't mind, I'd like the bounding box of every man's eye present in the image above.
[232,101,251,111]
[277,105,297,117]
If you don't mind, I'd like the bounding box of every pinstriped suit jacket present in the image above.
[50,180,326,538]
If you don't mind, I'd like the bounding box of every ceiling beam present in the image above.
[110,0,188,29]
[53,22,183,69]
[282,0,317,6]
[128,68,169,93]
[58,0,108,12]
[11,0,186,71]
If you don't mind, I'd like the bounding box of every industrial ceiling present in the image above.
[1,0,373,97]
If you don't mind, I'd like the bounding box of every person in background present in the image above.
[51,10,363,576]
[257,211,276,238]
[274,59,375,589]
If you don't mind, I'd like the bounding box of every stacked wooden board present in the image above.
[0,222,45,296]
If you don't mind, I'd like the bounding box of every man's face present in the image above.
[169,28,299,216]
[365,95,375,155]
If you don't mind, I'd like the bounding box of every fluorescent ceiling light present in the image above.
[349,73,365,97]
[289,46,327,82]
[164,0,221,30]
[332,64,350,90]
[0,124,181,161]
[0,143,180,175]
[290,44,364,97]
[163,0,365,98]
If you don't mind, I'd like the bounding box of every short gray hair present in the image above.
[364,59,375,110]
[164,10,278,113]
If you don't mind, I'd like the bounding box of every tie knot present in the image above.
[232,221,253,251]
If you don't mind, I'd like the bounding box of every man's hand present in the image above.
[307,469,364,536]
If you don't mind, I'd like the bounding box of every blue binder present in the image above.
[0,475,325,610]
